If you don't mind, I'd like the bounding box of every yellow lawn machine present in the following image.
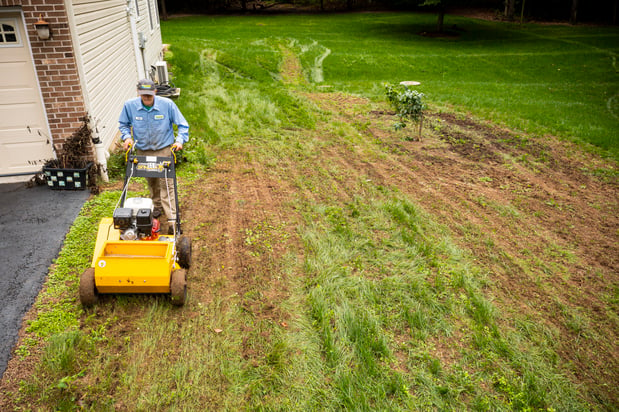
[79,149,191,306]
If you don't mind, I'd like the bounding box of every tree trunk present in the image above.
[158,0,168,21]
[505,0,516,21]
[570,0,579,25]
[437,4,445,33]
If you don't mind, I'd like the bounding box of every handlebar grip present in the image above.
[124,140,133,163]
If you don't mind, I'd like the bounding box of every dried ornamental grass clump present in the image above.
[41,116,100,193]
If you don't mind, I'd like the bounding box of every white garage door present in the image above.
[0,10,53,181]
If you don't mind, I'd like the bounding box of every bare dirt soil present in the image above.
[1,90,617,408]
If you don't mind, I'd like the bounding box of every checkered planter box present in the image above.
[43,162,92,190]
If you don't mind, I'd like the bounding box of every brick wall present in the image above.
[0,0,94,160]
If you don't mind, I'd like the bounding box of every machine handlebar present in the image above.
[124,140,180,165]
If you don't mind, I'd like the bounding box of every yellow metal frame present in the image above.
[91,218,176,294]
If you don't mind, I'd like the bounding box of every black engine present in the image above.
[113,197,156,240]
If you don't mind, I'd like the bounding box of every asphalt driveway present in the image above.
[0,182,89,378]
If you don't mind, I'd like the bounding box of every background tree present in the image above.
[157,0,615,24]
[420,0,448,32]
[504,0,516,20]
[158,0,168,21]
[570,0,579,24]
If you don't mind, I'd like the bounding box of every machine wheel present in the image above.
[170,269,187,306]
[79,268,98,306]
[177,235,192,269]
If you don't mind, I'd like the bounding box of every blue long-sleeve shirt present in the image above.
[118,96,189,151]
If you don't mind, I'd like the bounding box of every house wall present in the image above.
[69,0,164,152]
[0,0,164,172]
[0,0,91,158]
[136,0,163,79]
[69,0,140,153]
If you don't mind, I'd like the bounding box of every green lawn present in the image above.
[161,12,619,159]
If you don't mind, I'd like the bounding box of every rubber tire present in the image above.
[79,268,98,306]
[177,235,192,269]
[170,269,187,306]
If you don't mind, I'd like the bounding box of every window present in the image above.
[152,0,159,26]
[147,0,154,30]
[0,22,18,44]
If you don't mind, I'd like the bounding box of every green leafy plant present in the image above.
[105,148,127,180]
[384,83,426,140]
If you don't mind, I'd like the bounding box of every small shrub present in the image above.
[384,83,426,139]
[106,148,127,180]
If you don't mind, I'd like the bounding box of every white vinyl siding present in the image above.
[70,0,163,150]
[136,0,162,79]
